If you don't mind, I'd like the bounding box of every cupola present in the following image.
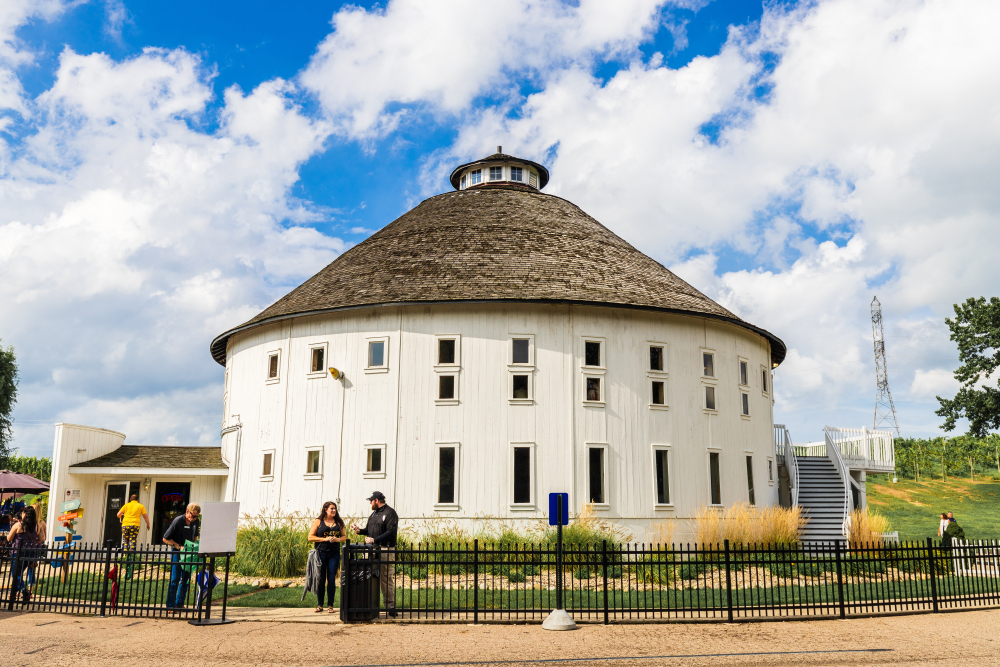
[449,146,550,191]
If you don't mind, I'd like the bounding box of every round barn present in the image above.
[210,149,787,539]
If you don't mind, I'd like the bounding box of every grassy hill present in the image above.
[866,475,1000,542]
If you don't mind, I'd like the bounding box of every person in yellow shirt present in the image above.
[117,494,150,550]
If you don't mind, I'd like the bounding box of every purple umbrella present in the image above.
[0,470,50,494]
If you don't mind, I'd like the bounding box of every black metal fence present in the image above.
[343,538,1000,623]
[0,541,232,621]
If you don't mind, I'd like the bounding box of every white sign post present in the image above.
[197,502,240,554]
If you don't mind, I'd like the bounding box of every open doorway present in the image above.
[102,481,141,546]
[151,481,191,545]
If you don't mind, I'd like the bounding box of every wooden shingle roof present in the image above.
[70,446,227,470]
[211,184,785,365]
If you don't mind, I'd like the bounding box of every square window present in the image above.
[510,167,522,182]
[438,339,456,365]
[739,360,748,386]
[470,169,482,185]
[513,447,532,504]
[705,386,716,410]
[584,341,601,367]
[307,450,321,475]
[586,377,601,402]
[709,452,722,505]
[262,452,272,477]
[369,341,385,367]
[438,447,456,505]
[512,374,529,399]
[439,375,456,400]
[311,347,325,373]
[651,381,665,405]
[650,346,663,371]
[588,447,605,504]
[654,449,670,505]
[512,338,530,364]
[746,455,756,506]
[489,166,503,181]
[528,172,538,188]
[367,447,382,473]
[741,392,750,416]
[268,353,279,379]
[703,352,715,378]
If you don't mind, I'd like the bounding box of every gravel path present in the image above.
[1,608,998,666]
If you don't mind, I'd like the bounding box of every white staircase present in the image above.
[795,456,847,544]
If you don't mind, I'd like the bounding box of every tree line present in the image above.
[5,454,53,482]
[894,434,1000,482]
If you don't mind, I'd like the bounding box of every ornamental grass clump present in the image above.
[846,508,891,549]
[693,503,805,548]
[233,511,311,578]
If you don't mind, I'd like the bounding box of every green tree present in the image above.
[936,296,1000,437]
[0,340,18,468]
[6,455,52,482]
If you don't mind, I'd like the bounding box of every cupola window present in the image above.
[489,166,503,181]
[469,169,482,185]
[510,167,522,182]
[460,175,466,189]
[529,172,538,188]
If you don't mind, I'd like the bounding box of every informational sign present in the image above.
[57,509,84,522]
[197,502,240,554]
[64,489,81,502]
[61,499,82,512]
[548,492,569,526]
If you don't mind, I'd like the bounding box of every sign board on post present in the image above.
[198,502,240,554]
[64,489,81,502]
[548,493,569,526]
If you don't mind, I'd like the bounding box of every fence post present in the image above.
[7,543,21,611]
[341,544,350,620]
[473,539,479,625]
[602,540,609,625]
[99,542,114,618]
[724,540,733,623]
[927,537,939,613]
[834,540,846,619]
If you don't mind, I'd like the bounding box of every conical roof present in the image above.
[211,183,785,365]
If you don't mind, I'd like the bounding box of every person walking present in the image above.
[6,506,41,602]
[117,494,150,551]
[162,503,201,614]
[351,491,398,617]
[938,512,949,538]
[308,501,348,613]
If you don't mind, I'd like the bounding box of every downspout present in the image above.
[335,365,347,507]
[221,419,242,502]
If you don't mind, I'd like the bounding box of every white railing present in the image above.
[824,427,853,538]
[824,426,895,473]
[774,424,799,507]
[952,539,1000,577]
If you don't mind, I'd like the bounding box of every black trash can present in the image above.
[341,545,380,622]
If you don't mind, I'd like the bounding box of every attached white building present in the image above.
[209,150,788,538]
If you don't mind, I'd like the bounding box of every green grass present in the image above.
[867,476,1000,541]
[230,586,335,608]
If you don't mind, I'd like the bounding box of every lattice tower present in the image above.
[871,296,901,435]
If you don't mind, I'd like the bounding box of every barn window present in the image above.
[761,366,769,395]
[367,447,382,474]
[528,171,538,188]
[702,352,715,378]
[489,166,503,181]
[439,375,456,400]
[746,455,756,506]
[650,346,663,371]
[705,386,716,411]
[584,341,601,367]
[512,374,529,399]
[653,448,670,505]
[438,446,457,505]
[469,169,482,185]
[739,360,748,386]
[767,457,774,484]
[709,452,722,505]
[311,347,325,373]
[586,377,601,402]
[438,339,456,365]
[510,167,523,182]
[367,340,386,369]
[267,353,279,380]
[306,449,322,477]
[512,446,532,505]
[512,338,530,364]
[651,381,665,405]
[262,452,273,478]
[741,392,750,416]
[460,175,467,189]
[588,446,606,505]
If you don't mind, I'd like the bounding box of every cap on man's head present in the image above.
[367,491,386,502]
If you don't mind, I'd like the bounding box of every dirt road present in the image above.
[1,609,998,666]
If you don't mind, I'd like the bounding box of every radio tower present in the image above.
[871,296,901,435]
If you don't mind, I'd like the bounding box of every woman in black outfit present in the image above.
[308,501,347,613]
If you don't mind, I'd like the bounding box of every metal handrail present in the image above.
[775,424,799,507]
[824,426,853,538]
[825,426,895,471]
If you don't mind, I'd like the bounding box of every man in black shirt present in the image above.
[352,491,398,615]
[163,503,201,612]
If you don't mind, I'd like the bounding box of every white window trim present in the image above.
[435,372,460,405]
[647,341,668,375]
[508,333,535,367]
[585,442,610,510]
[581,336,606,371]
[740,391,751,420]
[767,456,775,485]
[649,378,669,411]
[738,357,750,388]
[510,166,523,182]
[508,370,533,405]
[260,449,275,482]
[363,443,387,479]
[761,364,771,397]
[365,336,390,374]
[707,448,723,507]
[703,384,718,414]
[434,334,461,370]
[651,445,674,509]
[700,347,717,382]
[488,166,504,182]
[265,349,281,384]
[304,446,324,480]
[434,442,461,510]
[307,342,329,379]
[582,373,605,407]
[509,442,536,510]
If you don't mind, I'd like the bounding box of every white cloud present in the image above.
[0,0,71,114]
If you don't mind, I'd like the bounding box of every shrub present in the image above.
[846,508,892,549]
[573,567,591,580]
[522,564,540,576]
[677,562,710,581]
[404,565,429,580]
[507,570,527,583]
[608,566,623,579]
[233,511,310,578]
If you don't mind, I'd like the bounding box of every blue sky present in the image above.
[2,0,997,456]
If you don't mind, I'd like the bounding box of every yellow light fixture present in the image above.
[328,367,342,380]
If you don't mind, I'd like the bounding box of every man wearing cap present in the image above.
[352,491,398,616]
